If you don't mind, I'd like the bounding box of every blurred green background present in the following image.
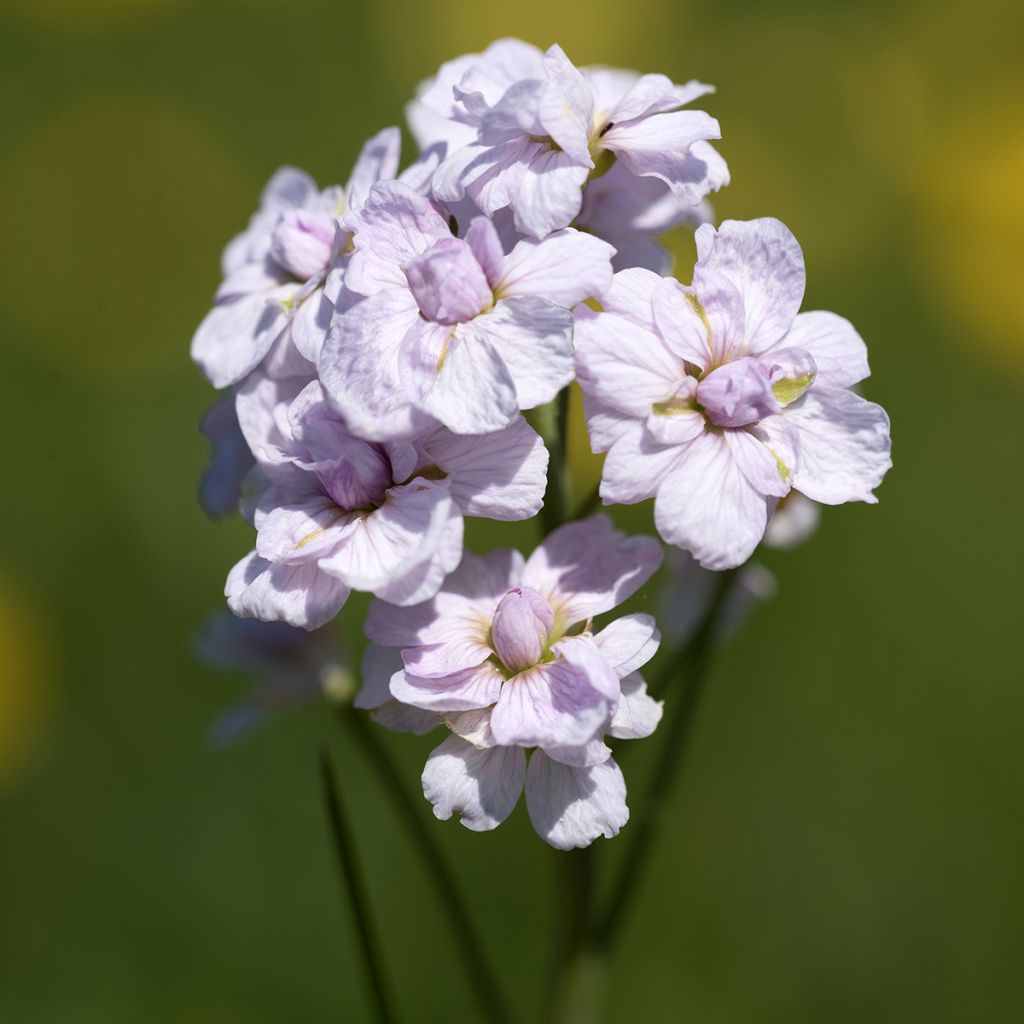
[1,0,1022,1020]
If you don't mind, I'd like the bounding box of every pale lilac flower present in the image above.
[191,128,402,389]
[198,396,254,518]
[319,180,614,438]
[194,612,345,745]
[360,517,664,848]
[575,160,714,274]
[226,379,548,629]
[428,42,727,239]
[575,218,892,570]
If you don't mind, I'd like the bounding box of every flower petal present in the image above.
[319,476,455,592]
[511,148,589,238]
[191,288,291,389]
[495,228,614,307]
[654,429,770,570]
[420,325,520,434]
[592,614,661,678]
[525,752,628,850]
[422,735,526,832]
[468,297,575,411]
[573,307,682,418]
[345,126,402,212]
[521,515,664,623]
[599,420,685,504]
[785,387,891,504]
[390,662,504,712]
[693,218,805,351]
[609,672,663,739]
[345,180,451,295]
[319,287,437,441]
[773,311,870,388]
[489,636,618,749]
[226,551,350,630]
[423,417,549,520]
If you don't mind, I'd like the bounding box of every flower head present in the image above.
[191,128,404,389]
[421,41,727,239]
[225,377,548,629]
[319,180,613,438]
[575,217,892,570]
[359,517,664,847]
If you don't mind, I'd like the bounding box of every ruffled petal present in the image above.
[521,516,664,623]
[654,429,770,570]
[390,662,504,712]
[785,387,891,504]
[525,752,629,850]
[495,228,614,307]
[693,218,805,351]
[424,417,549,521]
[592,614,660,678]
[226,551,350,630]
[422,735,526,832]
[319,287,437,441]
[489,636,619,749]
[468,297,575,410]
[609,672,663,739]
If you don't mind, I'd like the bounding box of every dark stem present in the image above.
[319,749,396,1024]
[590,568,738,949]
[540,388,571,535]
[546,848,598,1023]
[339,705,517,1024]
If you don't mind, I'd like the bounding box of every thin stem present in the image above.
[339,705,516,1024]
[590,568,738,949]
[319,749,396,1024]
[540,388,571,535]
[547,848,602,1024]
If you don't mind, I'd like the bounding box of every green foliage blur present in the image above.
[1,0,1022,1020]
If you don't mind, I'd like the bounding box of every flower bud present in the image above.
[403,238,492,325]
[271,210,335,281]
[490,586,555,674]
[696,356,778,428]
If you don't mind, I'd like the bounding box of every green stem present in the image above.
[339,705,516,1024]
[319,749,396,1024]
[589,568,738,949]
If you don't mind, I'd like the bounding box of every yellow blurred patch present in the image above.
[0,580,53,795]
[0,96,245,380]
[913,109,1024,378]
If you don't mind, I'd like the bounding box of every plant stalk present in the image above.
[319,749,396,1024]
[338,704,516,1024]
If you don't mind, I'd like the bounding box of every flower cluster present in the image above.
[192,39,891,848]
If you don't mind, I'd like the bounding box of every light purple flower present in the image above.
[319,180,614,438]
[191,128,403,389]
[194,612,345,745]
[426,42,727,239]
[575,160,714,273]
[360,517,664,848]
[198,396,255,518]
[225,379,548,629]
[575,218,892,570]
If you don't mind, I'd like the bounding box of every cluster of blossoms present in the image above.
[192,39,891,849]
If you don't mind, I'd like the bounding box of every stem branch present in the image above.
[590,568,738,948]
[339,705,516,1024]
[319,749,396,1024]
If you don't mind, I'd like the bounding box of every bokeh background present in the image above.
[1,0,1022,1020]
